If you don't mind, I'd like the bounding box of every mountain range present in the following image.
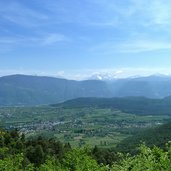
[1,74,171,106]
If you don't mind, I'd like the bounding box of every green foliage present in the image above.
[40,158,66,171]
[92,145,119,165]
[0,147,8,159]
[62,148,100,171]
[1,129,171,170]
[112,143,171,171]
[0,153,34,171]
[0,129,71,169]
[40,148,107,171]
[115,122,171,154]
[26,144,45,166]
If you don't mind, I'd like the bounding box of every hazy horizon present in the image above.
[1,69,171,81]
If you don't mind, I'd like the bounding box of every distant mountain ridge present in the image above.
[0,74,111,106]
[1,74,171,106]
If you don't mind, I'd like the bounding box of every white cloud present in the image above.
[41,34,68,46]
[145,1,171,26]
[90,38,171,55]
[0,33,68,51]
[40,0,120,28]
[0,1,48,28]
[119,40,171,53]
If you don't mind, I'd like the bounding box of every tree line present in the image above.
[1,128,171,170]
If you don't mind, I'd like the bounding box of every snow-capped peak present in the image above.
[89,71,123,80]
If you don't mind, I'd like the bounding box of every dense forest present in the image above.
[1,123,171,170]
[115,122,171,154]
[54,96,171,115]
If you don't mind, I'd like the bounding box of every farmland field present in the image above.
[0,106,170,147]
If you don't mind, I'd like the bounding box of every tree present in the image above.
[111,143,171,171]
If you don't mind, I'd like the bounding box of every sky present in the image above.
[1,0,171,80]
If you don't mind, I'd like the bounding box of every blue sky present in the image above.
[1,0,171,79]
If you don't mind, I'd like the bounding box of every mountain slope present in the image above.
[107,75,171,98]
[0,75,111,106]
[1,74,171,106]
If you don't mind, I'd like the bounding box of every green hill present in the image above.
[54,96,171,115]
[115,122,171,154]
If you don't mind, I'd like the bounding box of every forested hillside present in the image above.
[1,74,171,106]
[54,96,171,115]
[0,75,110,106]
[115,122,171,154]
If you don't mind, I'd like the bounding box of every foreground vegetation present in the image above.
[1,129,171,170]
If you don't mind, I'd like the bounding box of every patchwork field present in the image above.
[0,106,170,147]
